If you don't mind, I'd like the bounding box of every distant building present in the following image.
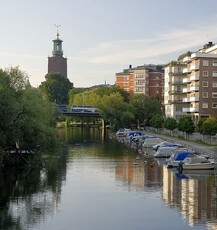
[48,32,67,78]
[115,64,164,100]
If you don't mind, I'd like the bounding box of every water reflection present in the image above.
[162,166,217,229]
[0,127,217,229]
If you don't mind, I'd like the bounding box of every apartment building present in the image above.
[115,64,164,100]
[182,42,217,122]
[164,61,187,120]
[164,42,217,122]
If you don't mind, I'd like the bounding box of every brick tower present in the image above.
[48,28,67,78]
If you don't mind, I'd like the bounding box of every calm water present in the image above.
[0,127,217,230]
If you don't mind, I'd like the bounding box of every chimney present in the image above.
[129,65,132,69]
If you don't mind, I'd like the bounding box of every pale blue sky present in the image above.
[1,0,217,87]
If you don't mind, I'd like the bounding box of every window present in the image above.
[123,82,128,86]
[203,71,208,77]
[202,92,208,98]
[124,76,129,80]
[212,92,217,98]
[202,103,208,108]
[203,60,209,66]
[213,71,217,77]
[212,103,217,108]
[212,82,217,87]
[202,81,208,87]
[213,61,217,66]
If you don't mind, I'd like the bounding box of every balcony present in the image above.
[183,87,190,93]
[183,68,190,73]
[190,74,199,81]
[190,64,199,71]
[168,99,184,104]
[183,56,191,62]
[183,97,190,103]
[190,97,199,102]
[169,90,184,94]
[183,78,190,83]
[190,85,199,91]
[183,108,190,112]
[190,107,199,112]
[171,80,184,85]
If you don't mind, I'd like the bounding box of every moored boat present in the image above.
[166,150,195,168]
[178,156,217,171]
[154,146,178,158]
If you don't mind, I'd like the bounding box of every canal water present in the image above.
[0,127,217,230]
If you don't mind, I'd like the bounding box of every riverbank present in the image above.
[112,130,217,158]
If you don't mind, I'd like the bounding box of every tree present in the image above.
[164,117,177,135]
[129,94,162,125]
[177,116,195,137]
[92,86,130,103]
[196,118,206,134]
[98,93,134,130]
[202,117,217,136]
[39,72,73,104]
[0,67,59,167]
[149,115,164,128]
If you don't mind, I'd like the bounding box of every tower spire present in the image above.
[54,24,61,39]
[52,24,63,57]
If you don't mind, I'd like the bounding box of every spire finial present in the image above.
[54,24,61,39]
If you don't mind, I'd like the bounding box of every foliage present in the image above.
[129,94,162,125]
[196,118,206,134]
[202,117,217,136]
[0,67,59,167]
[39,72,73,104]
[68,88,86,107]
[149,115,164,128]
[97,92,134,130]
[164,117,177,131]
[91,86,130,102]
[177,116,195,134]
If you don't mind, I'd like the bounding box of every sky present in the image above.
[1,0,217,88]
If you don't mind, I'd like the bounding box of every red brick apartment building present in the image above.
[115,64,164,100]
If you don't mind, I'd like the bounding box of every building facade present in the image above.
[116,64,164,100]
[48,32,67,78]
[181,42,217,122]
[164,42,217,122]
[164,61,187,120]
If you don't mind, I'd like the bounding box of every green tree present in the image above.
[177,116,195,137]
[129,94,162,125]
[98,93,134,130]
[164,117,177,135]
[196,118,206,134]
[202,117,217,136]
[149,115,164,128]
[39,72,73,104]
[0,67,58,167]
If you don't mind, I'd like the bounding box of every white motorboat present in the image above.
[116,128,130,137]
[166,150,195,168]
[142,137,162,148]
[179,156,217,171]
[154,146,178,158]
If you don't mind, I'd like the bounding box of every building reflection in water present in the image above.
[115,156,217,229]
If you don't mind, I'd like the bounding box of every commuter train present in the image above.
[71,105,97,113]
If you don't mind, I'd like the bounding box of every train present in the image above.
[71,105,98,113]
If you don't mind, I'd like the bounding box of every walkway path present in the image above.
[147,132,217,158]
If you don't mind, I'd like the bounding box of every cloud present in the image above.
[76,22,217,65]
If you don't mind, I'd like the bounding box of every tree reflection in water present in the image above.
[0,147,68,230]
